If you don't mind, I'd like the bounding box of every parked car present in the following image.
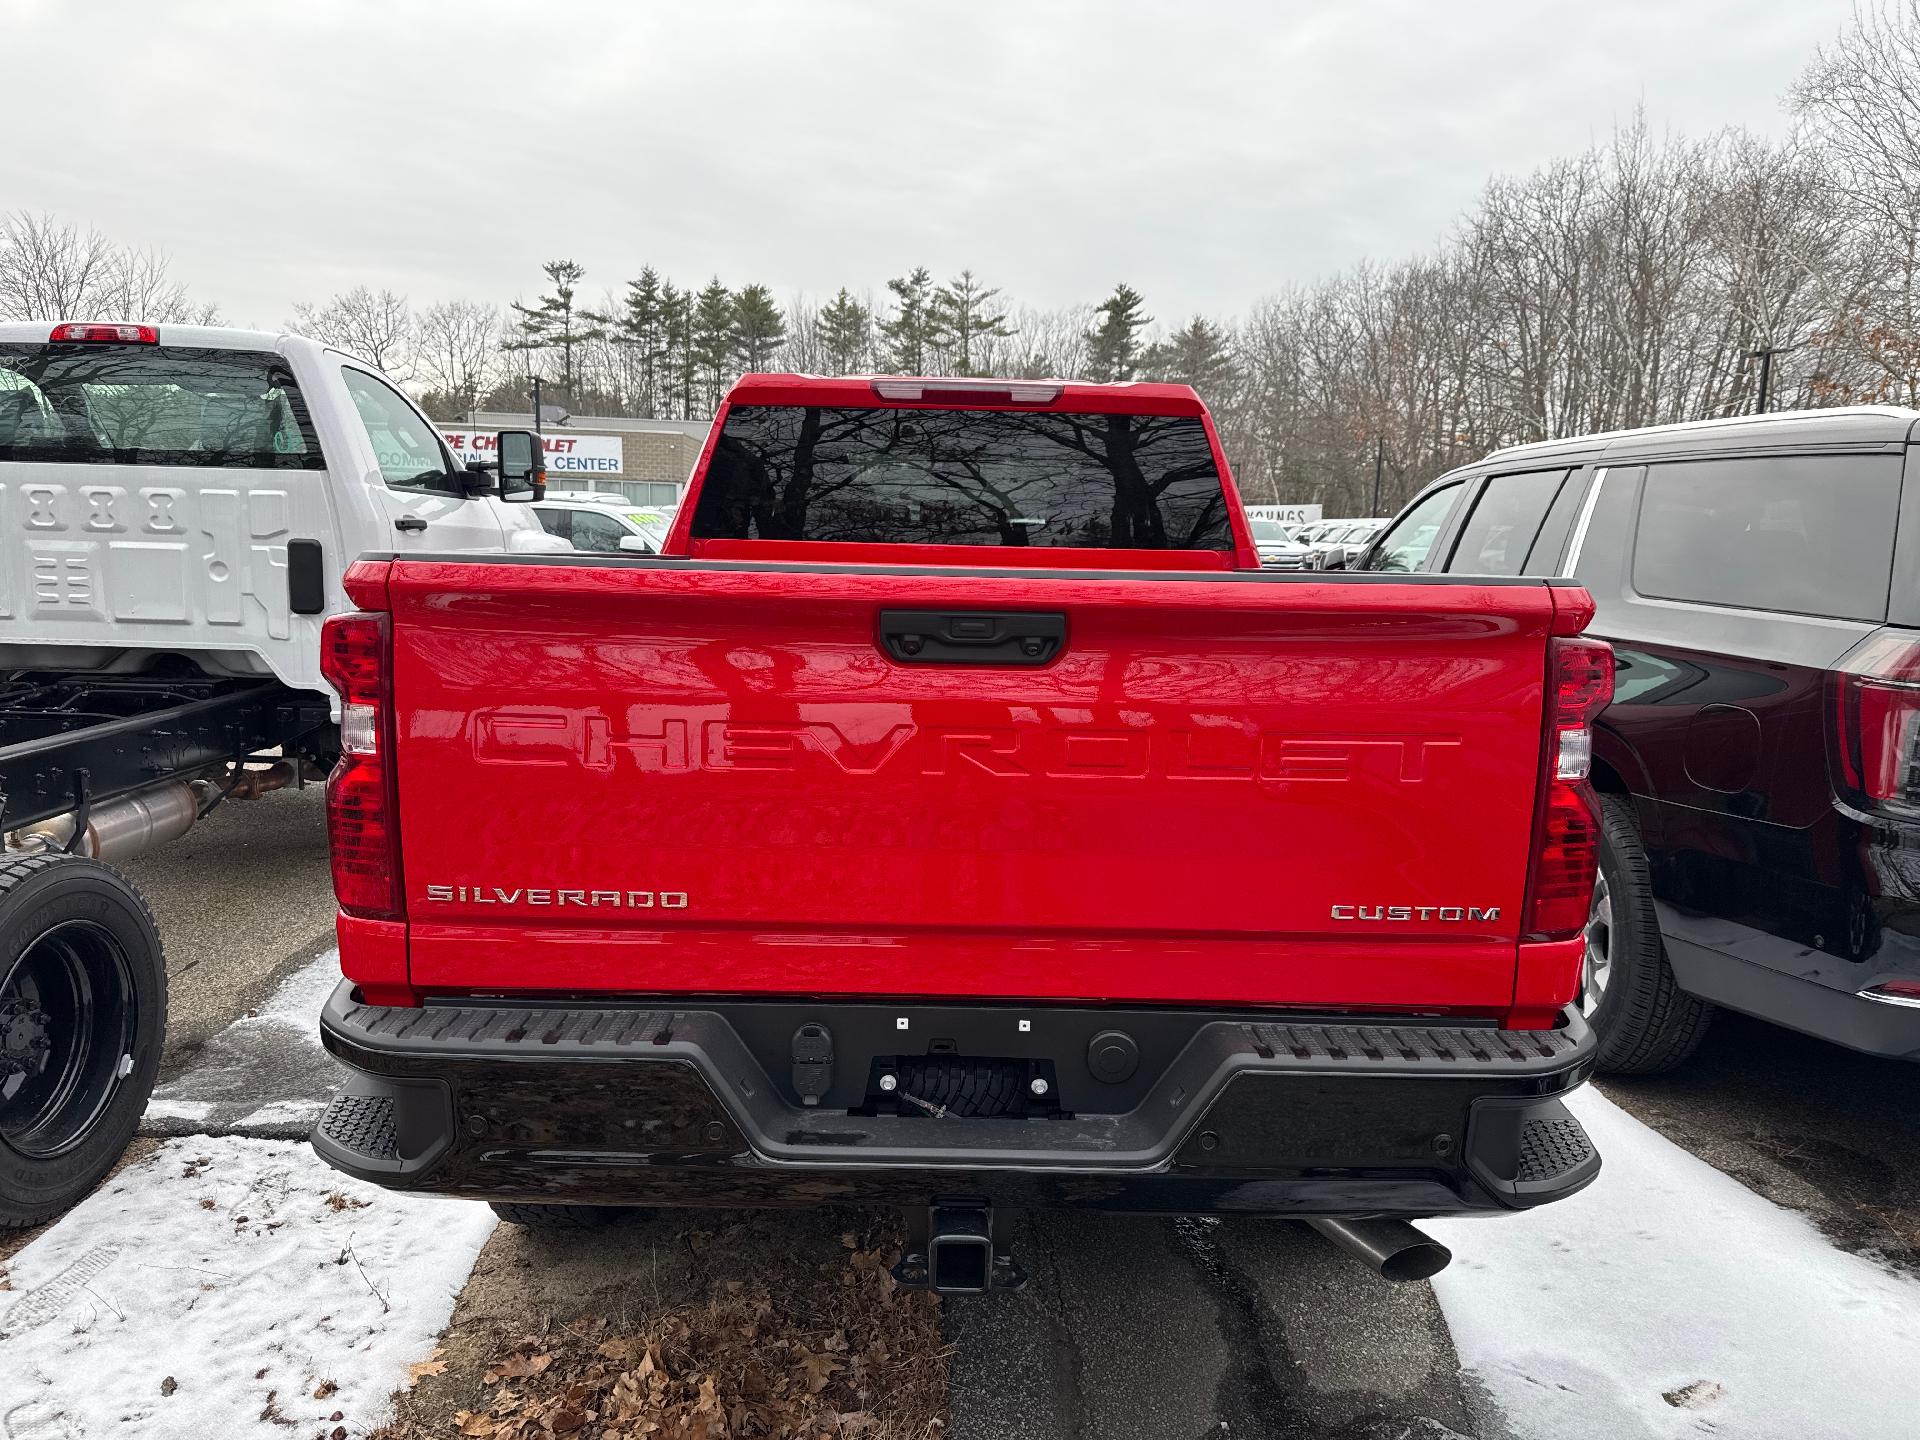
[1358,404,1920,1072]
[311,371,1610,1293]
[533,493,675,553]
[1248,515,1311,569]
[1296,518,1347,547]
[1312,519,1387,569]
[0,319,560,1228]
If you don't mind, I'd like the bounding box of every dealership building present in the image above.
[441,412,711,508]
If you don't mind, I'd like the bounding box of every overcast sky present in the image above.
[3,0,1858,329]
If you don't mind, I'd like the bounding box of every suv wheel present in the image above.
[0,854,166,1228]
[1585,795,1713,1075]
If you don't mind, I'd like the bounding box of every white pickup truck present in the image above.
[0,320,554,1226]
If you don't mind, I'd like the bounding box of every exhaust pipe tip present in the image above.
[1308,1216,1452,1283]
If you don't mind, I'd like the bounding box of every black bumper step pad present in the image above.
[1517,1115,1596,1183]
[316,1093,398,1163]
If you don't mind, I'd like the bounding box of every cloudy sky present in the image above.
[3,0,1858,328]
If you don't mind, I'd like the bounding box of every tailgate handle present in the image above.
[879,610,1066,666]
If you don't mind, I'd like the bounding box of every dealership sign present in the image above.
[442,430,624,476]
[1243,504,1323,526]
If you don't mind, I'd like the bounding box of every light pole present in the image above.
[531,375,543,434]
[1746,342,1803,415]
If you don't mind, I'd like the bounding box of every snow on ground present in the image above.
[1428,1086,1920,1440]
[144,949,346,1137]
[0,1135,495,1439]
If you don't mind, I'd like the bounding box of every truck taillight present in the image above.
[1831,628,1920,811]
[48,322,158,344]
[320,612,401,921]
[1524,637,1613,942]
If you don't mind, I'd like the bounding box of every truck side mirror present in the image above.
[495,430,546,502]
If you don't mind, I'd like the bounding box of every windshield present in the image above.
[691,405,1233,550]
[0,344,321,467]
[1249,518,1293,544]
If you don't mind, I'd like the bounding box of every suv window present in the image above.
[1633,455,1901,622]
[0,343,321,468]
[1357,483,1461,572]
[691,405,1233,549]
[1445,470,1568,575]
[569,508,630,552]
[342,368,456,493]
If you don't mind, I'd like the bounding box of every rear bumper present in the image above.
[311,981,1601,1218]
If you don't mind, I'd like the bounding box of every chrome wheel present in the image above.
[1581,874,1613,1016]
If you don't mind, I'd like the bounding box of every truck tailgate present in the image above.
[386,558,1561,1011]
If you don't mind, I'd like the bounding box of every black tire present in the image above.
[489,1202,629,1229]
[1586,795,1714,1075]
[0,853,165,1228]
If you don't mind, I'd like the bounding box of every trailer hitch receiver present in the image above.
[893,1199,1025,1294]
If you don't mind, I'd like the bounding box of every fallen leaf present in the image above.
[313,1380,337,1400]
[1664,1379,1727,1410]
[159,1377,177,1397]
[407,1347,448,1386]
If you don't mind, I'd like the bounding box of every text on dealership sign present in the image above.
[441,430,624,475]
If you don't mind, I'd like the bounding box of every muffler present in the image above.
[1308,1216,1451,1282]
[2,761,298,863]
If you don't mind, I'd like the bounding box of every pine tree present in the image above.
[692,278,735,415]
[730,283,788,372]
[1144,316,1238,396]
[819,288,872,374]
[1085,283,1152,382]
[504,259,603,395]
[661,282,696,420]
[879,267,936,374]
[615,266,669,416]
[929,270,1011,376]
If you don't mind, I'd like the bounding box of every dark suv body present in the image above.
[1359,405,1920,1071]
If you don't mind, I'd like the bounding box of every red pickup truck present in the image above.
[311,375,1608,1291]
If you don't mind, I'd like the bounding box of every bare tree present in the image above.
[1792,1,1920,404]
[0,211,216,323]
[414,300,500,420]
[290,286,414,375]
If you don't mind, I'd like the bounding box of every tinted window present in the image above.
[0,343,320,468]
[1446,470,1567,575]
[342,368,455,492]
[691,405,1232,549]
[1633,455,1901,622]
[1358,483,1461,572]
[531,506,572,542]
[569,508,630,552]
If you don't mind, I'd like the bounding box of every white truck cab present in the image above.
[0,323,566,1227]
[0,321,564,698]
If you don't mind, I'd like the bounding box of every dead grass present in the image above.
[375,1216,947,1440]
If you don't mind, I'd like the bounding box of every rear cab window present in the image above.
[1632,455,1901,622]
[0,343,320,467]
[690,406,1234,550]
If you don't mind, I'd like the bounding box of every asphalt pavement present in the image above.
[115,781,336,1078]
